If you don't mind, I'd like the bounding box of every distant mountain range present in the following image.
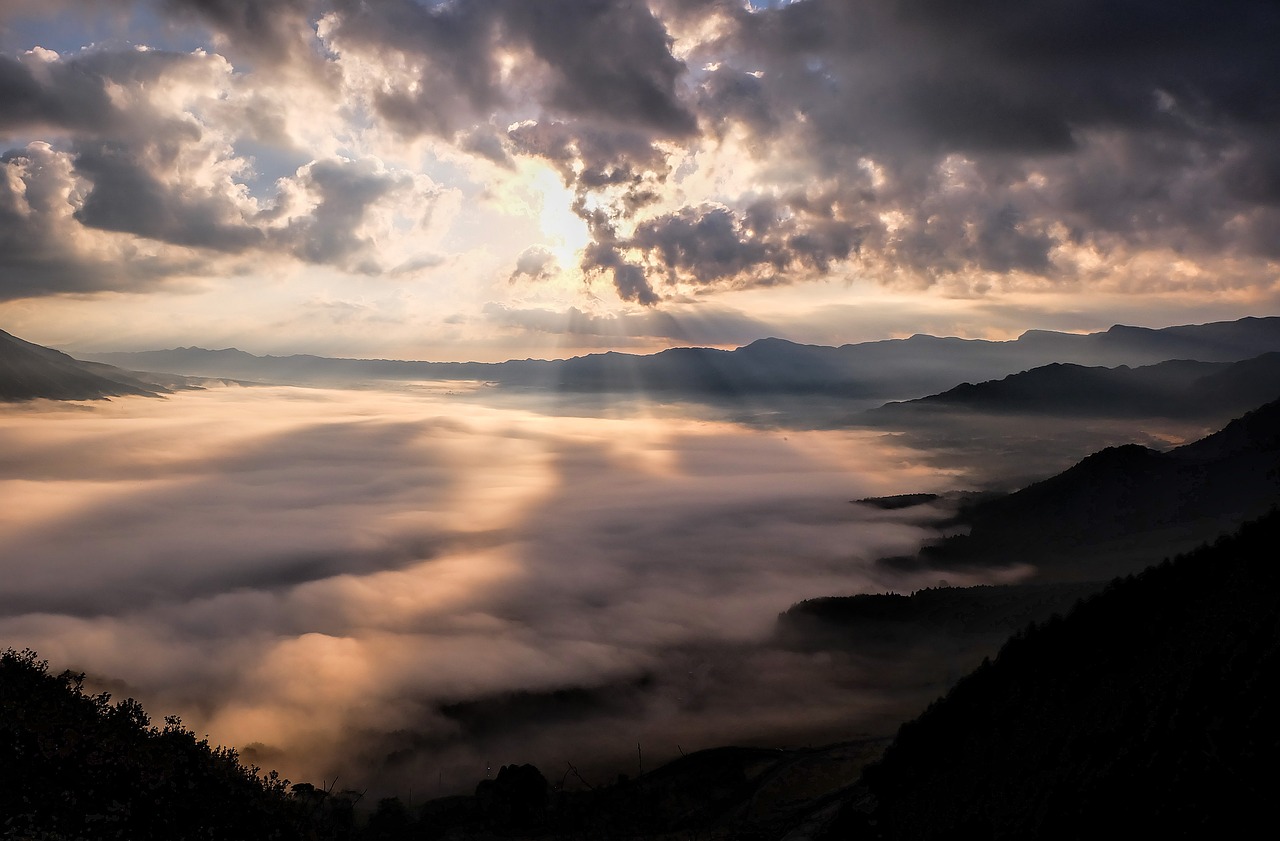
[80,316,1280,401]
[0,328,171,401]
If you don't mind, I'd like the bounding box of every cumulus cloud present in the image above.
[72,139,267,252]
[653,0,1280,295]
[321,0,694,138]
[0,141,204,299]
[509,245,557,282]
[154,0,319,68]
[272,156,442,273]
[0,39,445,298]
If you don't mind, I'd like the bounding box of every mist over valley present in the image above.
[6,318,1280,830]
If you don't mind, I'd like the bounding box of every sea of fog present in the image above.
[0,383,1177,796]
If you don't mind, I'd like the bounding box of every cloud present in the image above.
[654,0,1280,293]
[72,139,267,251]
[2,0,1279,318]
[273,157,442,273]
[155,0,319,68]
[0,41,446,297]
[321,0,694,139]
[0,385,983,792]
[0,141,204,300]
[462,0,1280,303]
[509,245,557,282]
[498,0,695,137]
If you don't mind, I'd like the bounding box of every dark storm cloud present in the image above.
[617,201,860,287]
[506,120,670,197]
[667,0,1280,277]
[277,157,433,273]
[695,65,776,141]
[72,140,267,251]
[0,47,207,136]
[0,53,109,132]
[548,0,1272,301]
[2,0,1278,303]
[700,0,1280,155]
[498,0,695,136]
[325,0,502,137]
[0,142,202,299]
[458,124,513,166]
[155,0,317,66]
[325,0,694,138]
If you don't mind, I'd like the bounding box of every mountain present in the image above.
[897,395,1280,580]
[82,316,1280,401]
[871,352,1280,419]
[0,328,167,401]
[823,509,1280,839]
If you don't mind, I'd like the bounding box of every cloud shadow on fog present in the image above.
[295,408,1013,795]
[0,410,496,618]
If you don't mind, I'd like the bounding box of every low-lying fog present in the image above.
[0,384,1204,796]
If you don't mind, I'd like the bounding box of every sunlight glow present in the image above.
[531,166,592,265]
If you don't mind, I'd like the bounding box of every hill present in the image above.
[0,648,306,840]
[893,395,1280,580]
[0,328,167,401]
[824,508,1280,839]
[870,352,1280,420]
[777,581,1101,653]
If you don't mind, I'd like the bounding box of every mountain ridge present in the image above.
[889,395,1280,580]
[0,328,169,401]
[78,315,1280,401]
[870,352,1280,419]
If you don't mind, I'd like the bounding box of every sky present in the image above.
[1,0,1278,361]
[7,0,1274,794]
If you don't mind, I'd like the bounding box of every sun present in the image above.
[529,166,593,266]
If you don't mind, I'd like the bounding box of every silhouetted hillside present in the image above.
[872,353,1280,419]
[825,509,1280,839]
[345,740,889,840]
[0,328,166,401]
[83,316,1280,400]
[901,396,1280,579]
[777,582,1101,652]
[0,649,306,840]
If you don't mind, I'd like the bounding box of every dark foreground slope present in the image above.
[0,649,306,840]
[826,509,1280,839]
[0,328,167,401]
